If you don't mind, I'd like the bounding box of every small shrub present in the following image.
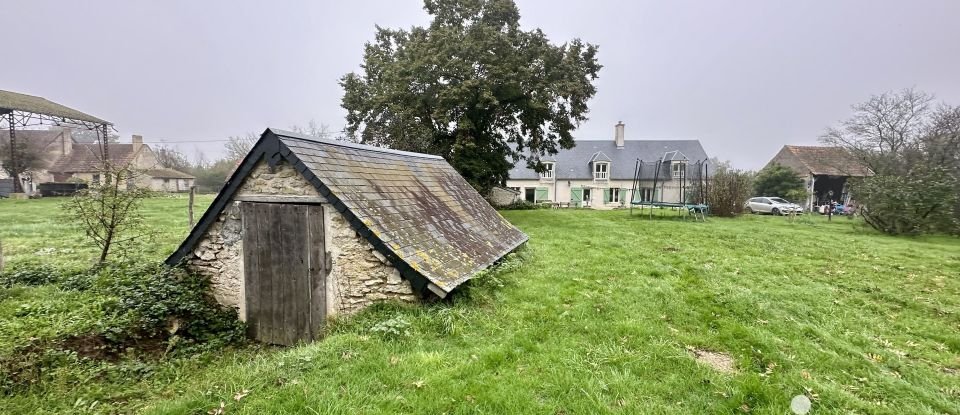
[0,264,62,287]
[369,316,412,339]
[0,261,246,393]
[91,262,246,352]
[499,200,538,210]
[707,164,755,217]
[0,265,93,290]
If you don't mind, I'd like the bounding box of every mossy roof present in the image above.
[0,89,108,125]
[167,129,527,296]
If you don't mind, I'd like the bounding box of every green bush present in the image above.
[753,163,804,198]
[498,200,539,210]
[0,261,246,393]
[0,264,64,288]
[91,262,246,352]
[853,167,960,235]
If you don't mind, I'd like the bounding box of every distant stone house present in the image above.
[506,122,709,208]
[146,168,195,192]
[44,133,195,192]
[0,129,76,194]
[764,145,873,210]
[166,129,527,346]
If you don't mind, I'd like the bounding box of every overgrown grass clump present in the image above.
[0,261,246,400]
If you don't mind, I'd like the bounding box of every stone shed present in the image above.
[166,129,528,345]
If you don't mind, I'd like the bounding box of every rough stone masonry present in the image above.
[185,160,416,320]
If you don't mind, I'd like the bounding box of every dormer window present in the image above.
[540,162,555,180]
[594,162,609,180]
[672,162,686,179]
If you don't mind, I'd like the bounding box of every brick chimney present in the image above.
[132,134,143,153]
[59,128,73,156]
[615,121,625,149]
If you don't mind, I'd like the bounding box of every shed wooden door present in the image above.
[241,202,326,345]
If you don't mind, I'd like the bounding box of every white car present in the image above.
[745,197,804,215]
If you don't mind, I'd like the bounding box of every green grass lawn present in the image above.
[0,195,214,268]
[1,199,958,414]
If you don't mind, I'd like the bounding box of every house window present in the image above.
[594,162,609,180]
[610,188,621,203]
[92,174,101,185]
[582,188,592,202]
[641,187,654,202]
[540,162,555,180]
[672,162,686,179]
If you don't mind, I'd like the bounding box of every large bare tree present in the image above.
[153,145,192,171]
[223,121,333,162]
[820,89,959,235]
[820,88,933,176]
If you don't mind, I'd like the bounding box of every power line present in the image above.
[144,130,349,145]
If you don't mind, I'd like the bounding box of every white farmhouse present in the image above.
[506,122,709,208]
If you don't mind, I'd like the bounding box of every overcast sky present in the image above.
[4,0,959,169]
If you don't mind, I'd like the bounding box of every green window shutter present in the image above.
[535,187,549,202]
[603,188,611,203]
[621,188,628,205]
[570,187,583,203]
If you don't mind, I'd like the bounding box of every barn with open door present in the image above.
[166,129,527,346]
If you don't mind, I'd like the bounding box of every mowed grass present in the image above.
[1,199,959,414]
[0,195,214,268]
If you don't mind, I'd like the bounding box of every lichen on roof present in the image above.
[0,89,109,125]
[168,128,528,296]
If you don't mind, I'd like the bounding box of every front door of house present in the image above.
[241,202,326,345]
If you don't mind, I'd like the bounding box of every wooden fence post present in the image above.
[188,186,196,228]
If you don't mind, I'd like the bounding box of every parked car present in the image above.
[745,197,804,215]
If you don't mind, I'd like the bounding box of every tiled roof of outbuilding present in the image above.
[147,168,195,179]
[167,129,527,296]
[48,143,140,173]
[782,146,874,177]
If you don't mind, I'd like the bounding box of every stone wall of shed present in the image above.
[486,186,520,207]
[185,159,415,321]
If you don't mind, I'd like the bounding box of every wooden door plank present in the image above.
[307,205,326,339]
[279,203,297,346]
[270,203,287,345]
[241,202,259,340]
[292,204,311,343]
[261,203,281,345]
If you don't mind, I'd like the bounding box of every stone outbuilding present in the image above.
[166,129,527,345]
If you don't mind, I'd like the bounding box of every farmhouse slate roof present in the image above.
[508,139,709,180]
[48,143,141,173]
[777,145,873,177]
[0,89,108,124]
[167,129,528,296]
[147,168,195,179]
